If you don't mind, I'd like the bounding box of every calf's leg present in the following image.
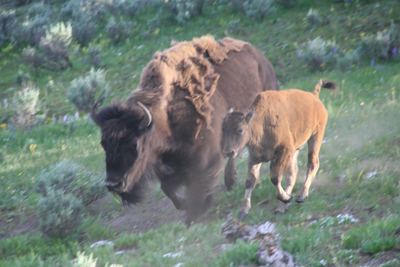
[224,157,237,191]
[275,149,299,213]
[296,131,324,203]
[238,160,261,219]
[270,146,294,204]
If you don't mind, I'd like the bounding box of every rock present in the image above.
[221,219,297,267]
[90,240,115,248]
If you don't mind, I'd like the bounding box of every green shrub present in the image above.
[106,18,134,45]
[306,8,322,27]
[25,15,49,46]
[26,3,49,18]
[361,32,390,60]
[242,0,277,21]
[162,0,205,25]
[67,67,110,113]
[361,23,400,60]
[37,189,84,238]
[298,36,336,70]
[11,82,40,128]
[0,10,25,49]
[22,47,46,73]
[86,43,103,68]
[113,0,141,17]
[34,160,106,205]
[22,22,73,72]
[72,18,97,47]
[81,176,107,205]
[337,50,360,72]
[275,0,298,8]
[39,22,73,70]
[60,0,83,21]
[0,10,18,48]
[34,159,80,196]
[15,70,31,86]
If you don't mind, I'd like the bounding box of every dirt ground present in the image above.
[104,195,185,233]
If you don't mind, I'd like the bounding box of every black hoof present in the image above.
[238,211,248,219]
[295,196,307,203]
[279,196,292,204]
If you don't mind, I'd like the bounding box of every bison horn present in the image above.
[91,100,102,126]
[137,101,152,130]
[227,107,234,114]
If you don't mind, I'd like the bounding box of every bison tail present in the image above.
[313,79,338,98]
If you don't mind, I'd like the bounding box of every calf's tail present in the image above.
[313,79,338,98]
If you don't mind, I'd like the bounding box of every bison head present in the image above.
[91,101,153,204]
[222,107,254,158]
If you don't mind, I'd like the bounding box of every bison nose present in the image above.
[223,150,235,158]
[105,181,123,192]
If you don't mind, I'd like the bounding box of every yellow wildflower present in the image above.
[7,186,11,190]
[0,123,6,128]
[18,173,23,176]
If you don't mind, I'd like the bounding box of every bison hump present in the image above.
[130,36,249,127]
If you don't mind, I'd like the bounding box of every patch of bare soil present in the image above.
[0,214,38,239]
[104,195,185,233]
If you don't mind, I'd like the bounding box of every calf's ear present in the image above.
[245,107,255,123]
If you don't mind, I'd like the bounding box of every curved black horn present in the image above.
[137,101,152,130]
[91,100,102,126]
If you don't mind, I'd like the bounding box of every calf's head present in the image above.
[91,101,153,204]
[222,107,254,158]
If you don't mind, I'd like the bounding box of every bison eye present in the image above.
[238,128,244,133]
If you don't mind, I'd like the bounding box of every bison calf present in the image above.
[222,79,337,218]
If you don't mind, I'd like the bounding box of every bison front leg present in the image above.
[238,160,261,219]
[275,149,299,214]
[270,146,293,204]
[185,153,223,226]
[160,183,187,210]
[224,157,237,191]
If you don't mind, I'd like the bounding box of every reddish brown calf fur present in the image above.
[222,79,337,218]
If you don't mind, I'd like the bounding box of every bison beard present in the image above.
[92,36,279,226]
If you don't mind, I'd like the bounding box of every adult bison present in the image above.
[91,36,279,225]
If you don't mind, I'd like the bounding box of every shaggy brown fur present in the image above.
[222,79,337,218]
[92,36,279,225]
[128,36,248,127]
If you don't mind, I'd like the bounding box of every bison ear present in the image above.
[92,104,128,126]
[245,107,255,124]
[227,107,234,114]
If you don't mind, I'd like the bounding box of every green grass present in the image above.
[1,0,400,266]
